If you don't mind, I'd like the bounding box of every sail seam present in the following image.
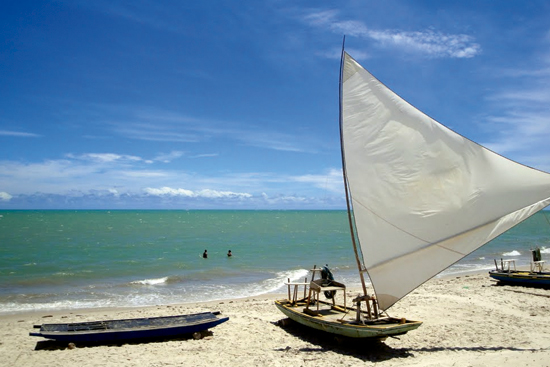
[353,197,550,269]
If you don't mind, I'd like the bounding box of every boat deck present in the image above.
[287,299,409,325]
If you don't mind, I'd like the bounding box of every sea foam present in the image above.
[131,277,169,286]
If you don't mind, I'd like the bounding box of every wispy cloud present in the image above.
[0,156,169,195]
[99,105,316,152]
[481,54,550,171]
[303,10,481,58]
[74,0,185,34]
[0,130,41,138]
[0,152,345,209]
[153,151,186,163]
[292,168,343,193]
[112,121,202,143]
[2,190,343,210]
[190,153,219,159]
[65,151,186,165]
[67,153,147,163]
[260,192,309,205]
[233,129,312,153]
[118,170,168,178]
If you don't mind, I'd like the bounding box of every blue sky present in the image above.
[1,1,550,209]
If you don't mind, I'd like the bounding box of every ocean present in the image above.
[1,210,549,315]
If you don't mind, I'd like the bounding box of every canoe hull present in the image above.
[489,270,550,287]
[30,311,228,343]
[275,300,421,339]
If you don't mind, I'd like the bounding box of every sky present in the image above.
[1,0,550,210]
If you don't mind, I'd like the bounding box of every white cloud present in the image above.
[0,192,12,201]
[197,189,252,199]
[303,10,481,58]
[144,187,252,199]
[144,187,194,197]
[367,29,480,58]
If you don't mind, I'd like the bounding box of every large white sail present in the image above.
[340,52,550,311]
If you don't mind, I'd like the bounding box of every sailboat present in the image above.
[489,247,550,287]
[274,47,550,339]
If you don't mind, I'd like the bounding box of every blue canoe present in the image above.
[489,270,550,287]
[30,311,228,343]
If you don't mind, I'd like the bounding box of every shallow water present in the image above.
[0,210,548,314]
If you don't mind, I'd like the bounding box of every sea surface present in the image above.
[1,210,549,315]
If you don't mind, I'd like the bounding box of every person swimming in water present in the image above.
[203,250,208,259]
[227,250,232,257]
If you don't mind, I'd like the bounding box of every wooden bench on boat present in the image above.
[283,265,347,315]
[305,278,347,314]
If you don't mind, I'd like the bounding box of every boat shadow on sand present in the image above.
[273,318,412,362]
[274,318,544,363]
[33,330,214,351]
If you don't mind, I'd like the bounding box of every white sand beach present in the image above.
[2,273,550,367]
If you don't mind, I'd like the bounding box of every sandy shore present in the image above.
[2,272,550,367]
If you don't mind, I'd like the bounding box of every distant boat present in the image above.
[489,248,550,287]
[275,43,550,340]
[30,311,228,344]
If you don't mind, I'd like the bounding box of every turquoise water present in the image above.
[1,210,549,314]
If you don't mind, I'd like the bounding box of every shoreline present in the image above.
[0,268,493,318]
[3,272,550,366]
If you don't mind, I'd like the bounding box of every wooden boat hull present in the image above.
[275,299,422,339]
[489,270,550,287]
[30,311,229,343]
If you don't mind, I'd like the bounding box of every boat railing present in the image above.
[493,256,546,273]
[285,265,349,312]
[531,261,545,272]
[494,258,516,273]
[283,265,322,304]
[284,278,308,304]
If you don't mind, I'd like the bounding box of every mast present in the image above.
[339,40,369,300]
